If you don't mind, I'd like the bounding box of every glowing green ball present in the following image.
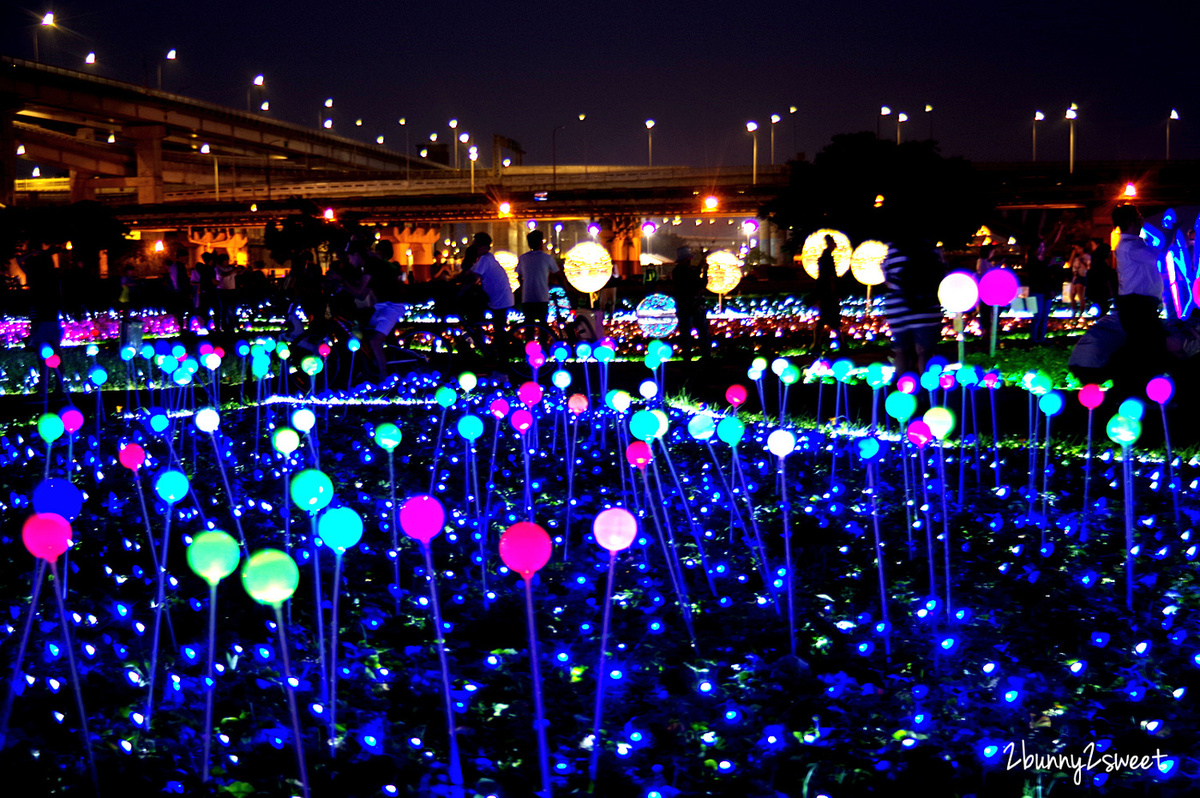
[272,427,301,456]
[435,386,457,408]
[290,469,334,513]
[37,413,64,444]
[716,416,745,446]
[186,530,241,586]
[923,407,956,440]
[374,423,402,451]
[241,549,300,606]
[780,364,801,385]
[300,355,323,377]
[1106,414,1141,446]
[885,391,917,422]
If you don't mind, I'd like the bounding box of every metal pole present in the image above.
[213,155,219,201]
[1069,120,1075,174]
[1032,122,1037,162]
[1166,120,1171,161]
[770,124,775,165]
[647,129,652,167]
[751,134,757,185]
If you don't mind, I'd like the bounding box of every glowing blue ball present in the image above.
[148,410,170,434]
[856,436,882,462]
[33,478,84,522]
[457,414,484,441]
[154,470,189,503]
[317,507,364,552]
[687,415,716,441]
[1038,391,1064,417]
[1118,398,1145,421]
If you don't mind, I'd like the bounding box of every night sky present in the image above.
[2,0,1193,170]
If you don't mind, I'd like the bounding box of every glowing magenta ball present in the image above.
[518,382,543,407]
[938,372,955,391]
[59,407,84,435]
[567,394,588,414]
[593,508,637,553]
[896,373,918,395]
[1146,376,1174,405]
[524,341,543,358]
[982,371,1001,389]
[906,420,933,449]
[511,409,533,434]
[490,398,510,419]
[726,384,748,407]
[23,513,72,562]
[625,441,652,469]
[119,443,146,471]
[399,494,445,545]
[45,354,61,369]
[1078,384,1105,410]
[499,522,552,580]
[978,267,1020,306]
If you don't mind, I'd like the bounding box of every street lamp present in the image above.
[897,112,908,144]
[248,74,265,112]
[746,121,759,185]
[645,119,655,167]
[770,114,781,164]
[1032,110,1044,161]
[84,52,95,65]
[1066,104,1078,174]
[319,97,333,129]
[158,48,176,90]
[448,120,460,167]
[399,117,410,181]
[789,105,798,155]
[878,105,891,138]
[469,146,479,192]
[1168,109,1179,160]
[34,12,55,63]
[924,104,933,139]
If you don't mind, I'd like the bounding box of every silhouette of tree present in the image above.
[760,132,993,253]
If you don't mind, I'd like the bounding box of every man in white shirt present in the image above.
[516,230,562,322]
[1112,204,1165,391]
[467,232,514,340]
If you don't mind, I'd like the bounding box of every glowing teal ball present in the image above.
[290,469,334,513]
[317,507,364,552]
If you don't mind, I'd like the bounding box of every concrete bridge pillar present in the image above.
[125,125,166,204]
[600,216,641,278]
[0,102,17,207]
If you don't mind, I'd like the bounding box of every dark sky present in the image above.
[3,0,1194,169]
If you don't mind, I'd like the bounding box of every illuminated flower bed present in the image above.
[0,349,1190,798]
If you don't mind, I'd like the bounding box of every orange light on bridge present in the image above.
[154,240,165,253]
[323,208,335,221]
[1123,182,1137,199]
[702,195,719,212]
[498,201,513,218]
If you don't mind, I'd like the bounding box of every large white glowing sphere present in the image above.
[850,240,888,286]
[494,250,521,292]
[706,250,743,295]
[800,229,852,280]
[938,271,980,313]
[563,241,613,294]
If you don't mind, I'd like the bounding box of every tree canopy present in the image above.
[760,132,993,252]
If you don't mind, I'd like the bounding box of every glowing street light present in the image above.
[1066,103,1078,174]
[375,135,384,144]
[897,112,908,144]
[1123,182,1137,199]
[1032,110,1044,161]
[253,74,264,86]
[924,104,933,138]
[41,12,55,25]
[746,120,759,185]
[645,119,655,167]
[789,104,799,155]
[84,52,95,65]
[398,117,410,181]
[324,98,333,108]
[469,146,479,192]
[1168,109,1179,160]
[877,105,891,138]
[260,100,270,111]
[703,195,719,212]
[770,114,781,164]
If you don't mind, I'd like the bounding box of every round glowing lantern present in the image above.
[885,391,917,422]
[494,250,521,292]
[850,240,888,286]
[292,408,316,433]
[241,549,300,606]
[563,241,613,294]
[799,229,852,280]
[399,494,445,545]
[194,407,220,434]
[187,530,241,586]
[687,415,716,441]
[489,398,510,419]
[457,414,484,440]
[705,250,742,296]
[60,407,84,435]
[938,271,980,313]
[979,268,1020,307]
[766,429,796,458]
[636,294,678,338]
[273,427,301,455]
[118,443,146,471]
[510,409,533,434]
[33,478,83,522]
[906,420,934,449]
[1146,376,1174,405]
[567,394,588,414]
[629,410,659,442]
[1106,414,1141,446]
[1078,384,1105,410]
[593,508,637,553]
[23,513,72,562]
[154,469,189,503]
[716,416,745,446]
[290,469,333,513]
[499,522,553,580]
[37,413,65,444]
[924,407,956,439]
[726,385,747,407]
[1039,391,1065,417]
[518,381,543,407]
[625,441,652,468]
[317,507,364,552]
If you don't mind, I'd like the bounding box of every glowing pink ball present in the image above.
[215,346,226,358]
[906,420,933,449]
[59,407,84,434]
[499,521,552,580]
[511,409,533,433]
[490,398,510,419]
[979,267,1020,306]
[528,352,546,369]
[726,384,748,407]
[567,394,588,414]
[318,343,331,357]
[398,495,445,545]
[982,371,1000,389]
[593,508,637,552]
[524,341,543,358]
[1146,376,1174,405]
[118,443,146,471]
[518,381,543,407]
[626,440,652,469]
[897,373,918,395]
[45,354,61,369]
[22,513,72,562]
[200,343,214,355]
[1078,384,1105,410]
[938,372,955,390]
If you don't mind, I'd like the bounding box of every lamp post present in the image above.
[1032,110,1044,161]
[645,119,655,167]
[399,118,410,181]
[320,98,333,130]
[897,112,908,144]
[1167,109,1179,160]
[552,123,567,191]
[769,114,781,164]
[158,49,176,91]
[746,121,759,185]
[789,105,798,157]
[578,113,589,174]
[878,105,891,139]
[34,12,54,63]
[201,143,219,201]
[247,74,264,112]
[448,119,459,168]
[458,132,470,173]
[469,147,478,192]
[924,104,933,139]
[84,51,95,66]
[1066,104,1077,174]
